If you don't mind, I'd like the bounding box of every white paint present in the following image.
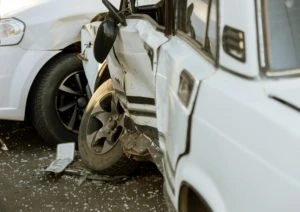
[106,17,168,128]
[219,0,260,77]
[172,70,300,212]
[81,21,103,91]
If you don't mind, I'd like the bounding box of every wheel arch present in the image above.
[13,11,107,121]
[25,42,82,121]
[179,182,213,212]
[175,161,228,212]
[23,11,108,120]
[93,61,110,92]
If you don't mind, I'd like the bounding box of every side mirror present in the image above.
[102,0,126,26]
[93,17,119,63]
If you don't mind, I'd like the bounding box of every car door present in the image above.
[80,0,121,92]
[156,0,218,176]
[108,0,169,127]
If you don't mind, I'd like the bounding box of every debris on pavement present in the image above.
[0,138,8,151]
[0,120,166,211]
[44,142,75,173]
[39,142,129,185]
[63,168,130,185]
[39,166,130,186]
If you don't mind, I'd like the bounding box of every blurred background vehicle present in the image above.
[0,0,119,145]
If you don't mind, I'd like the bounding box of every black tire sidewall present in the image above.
[31,53,83,145]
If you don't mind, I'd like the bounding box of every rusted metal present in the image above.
[120,128,163,173]
[120,129,151,161]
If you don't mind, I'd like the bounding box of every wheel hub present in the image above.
[86,92,124,155]
[55,71,90,133]
[107,117,117,130]
[77,97,88,108]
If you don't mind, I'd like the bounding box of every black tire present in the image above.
[79,79,137,175]
[30,53,90,145]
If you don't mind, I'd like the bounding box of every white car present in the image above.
[0,0,120,144]
[80,0,300,211]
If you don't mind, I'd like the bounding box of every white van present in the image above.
[80,0,300,211]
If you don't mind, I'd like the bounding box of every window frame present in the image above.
[260,0,300,78]
[123,0,175,36]
[174,0,220,65]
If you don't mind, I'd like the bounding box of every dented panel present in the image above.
[110,18,168,127]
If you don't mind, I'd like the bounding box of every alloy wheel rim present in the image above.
[55,70,91,133]
[86,91,124,155]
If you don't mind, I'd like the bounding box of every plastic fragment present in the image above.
[0,138,8,151]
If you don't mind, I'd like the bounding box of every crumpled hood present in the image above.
[1,0,105,19]
[0,0,112,50]
[266,77,300,110]
[1,0,47,18]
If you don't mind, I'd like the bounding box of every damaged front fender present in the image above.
[4,0,117,50]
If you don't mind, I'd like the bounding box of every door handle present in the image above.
[178,70,194,107]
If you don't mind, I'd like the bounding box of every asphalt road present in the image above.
[0,121,167,212]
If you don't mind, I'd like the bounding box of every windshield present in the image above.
[265,0,300,72]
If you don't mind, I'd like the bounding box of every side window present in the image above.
[207,0,217,58]
[183,0,218,58]
[186,0,209,45]
[135,0,161,6]
[131,0,165,26]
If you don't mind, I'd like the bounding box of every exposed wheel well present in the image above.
[179,183,213,212]
[93,61,110,92]
[25,42,82,122]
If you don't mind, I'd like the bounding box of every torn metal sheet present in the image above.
[121,130,151,161]
[44,142,75,173]
[147,142,163,174]
[0,138,8,151]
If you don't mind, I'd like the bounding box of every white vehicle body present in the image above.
[162,1,300,211]
[82,0,300,211]
[0,0,113,120]
[81,21,103,91]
